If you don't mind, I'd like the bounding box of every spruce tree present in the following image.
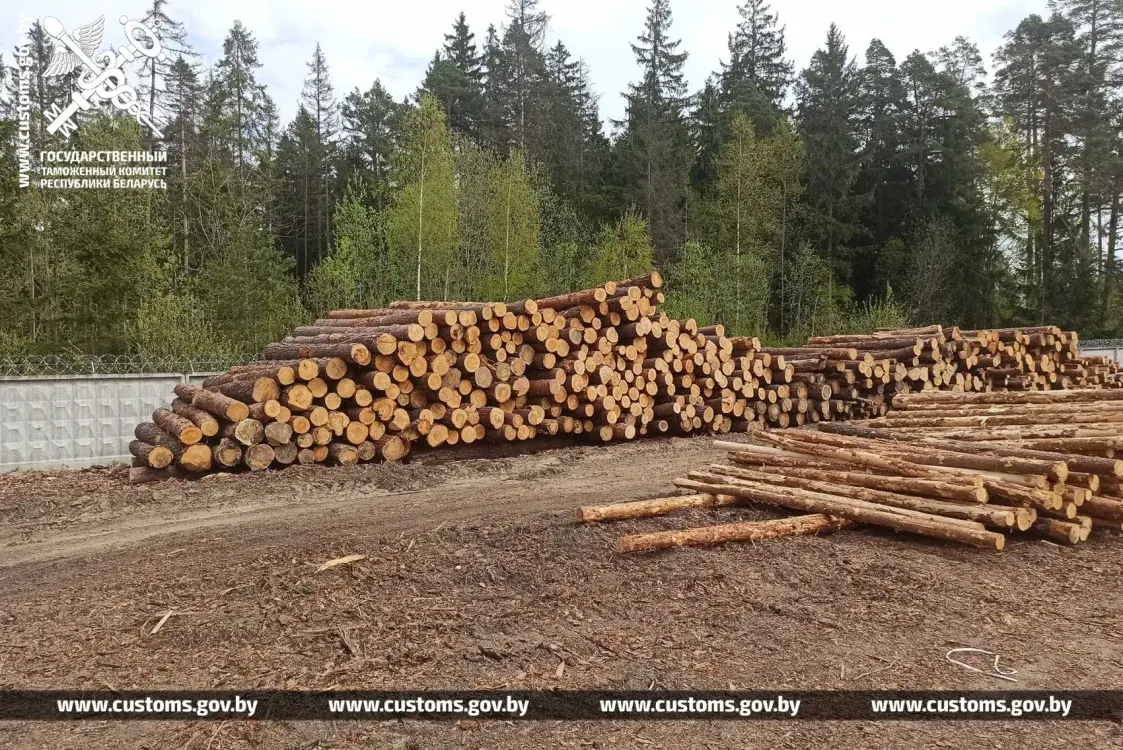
[619,0,691,266]
[339,80,401,205]
[300,43,339,270]
[422,14,486,140]
[795,23,862,278]
[138,0,196,126]
[853,39,908,296]
[720,0,793,134]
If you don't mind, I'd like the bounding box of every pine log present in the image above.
[212,377,280,404]
[618,514,852,553]
[702,465,1017,529]
[173,384,249,422]
[129,440,173,469]
[264,421,294,447]
[1029,517,1083,545]
[374,435,408,461]
[328,442,359,465]
[262,342,371,365]
[273,441,299,465]
[674,476,1005,549]
[577,493,739,522]
[133,423,211,471]
[1081,495,1123,522]
[153,407,203,445]
[170,399,220,437]
[243,443,275,471]
[223,418,265,446]
[281,384,314,411]
[804,427,1067,481]
[211,438,243,468]
[723,455,987,502]
[893,389,1123,408]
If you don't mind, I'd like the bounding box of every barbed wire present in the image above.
[1080,339,1123,350]
[0,354,254,377]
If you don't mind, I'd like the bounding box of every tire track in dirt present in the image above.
[0,438,718,596]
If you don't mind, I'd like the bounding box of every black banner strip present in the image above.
[2,690,1121,721]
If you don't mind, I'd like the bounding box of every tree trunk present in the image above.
[578,493,739,523]
[211,438,243,468]
[674,476,1005,550]
[173,384,249,422]
[129,440,173,469]
[619,514,851,553]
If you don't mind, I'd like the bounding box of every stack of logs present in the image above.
[755,324,1123,422]
[581,388,1123,553]
[128,271,779,482]
[125,267,1123,484]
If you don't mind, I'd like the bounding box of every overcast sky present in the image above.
[9,0,1046,130]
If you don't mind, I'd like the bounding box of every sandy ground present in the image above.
[0,436,1121,748]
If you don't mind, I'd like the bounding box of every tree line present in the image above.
[0,0,1121,360]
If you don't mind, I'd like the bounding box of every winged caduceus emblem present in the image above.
[43,16,105,77]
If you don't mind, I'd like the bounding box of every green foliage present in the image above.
[195,229,306,353]
[482,150,543,300]
[129,290,238,360]
[304,184,389,315]
[386,93,459,300]
[664,240,720,324]
[588,211,654,286]
[4,8,1123,364]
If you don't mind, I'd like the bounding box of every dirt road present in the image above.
[0,437,1120,748]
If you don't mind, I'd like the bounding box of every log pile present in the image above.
[124,266,1123,486]
[583,388,1123,553]
[128,271,781,482]
[768,324,1123,420]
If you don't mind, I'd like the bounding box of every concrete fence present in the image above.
[0,372,216,472]
[1081,340,1123,365]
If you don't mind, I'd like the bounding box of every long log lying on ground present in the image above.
[577,493,739,522]
[723,454,987,502]
[673,476,1006,549]
[619,514,852,553]
[701,465,1028,530]
[893,389,1123,408]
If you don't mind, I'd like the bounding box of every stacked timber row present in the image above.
[581,387,1123,553]
[776,324,1123,420]
[128,271,776,482]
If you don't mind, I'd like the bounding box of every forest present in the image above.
[0,0,1121,362]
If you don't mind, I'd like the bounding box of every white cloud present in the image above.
[5,0,1046,130]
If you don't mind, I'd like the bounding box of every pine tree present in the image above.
[1049,0,1123,266]
[618,0,691,266]
[795,23,863,277]
[995,13,1083,322]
